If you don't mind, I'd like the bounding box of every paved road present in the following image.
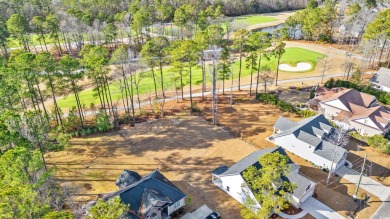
[72,72,347,117]
[300,197,345,219]
[335,166,390,219]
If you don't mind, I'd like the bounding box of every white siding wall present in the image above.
[354,118,379,130]
[219,175,257,206]
[322,100,349,112]
[297,184,316,207]
[167,198,185,215]
[274,134,315,158]
[274,134,335,169]
[350,120,383,136]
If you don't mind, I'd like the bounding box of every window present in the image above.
[173,201,181,209]
[226,186,230,192]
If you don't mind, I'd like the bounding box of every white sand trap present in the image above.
[279,62,312,72]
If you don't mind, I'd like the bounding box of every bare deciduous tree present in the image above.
[318,54,333,84]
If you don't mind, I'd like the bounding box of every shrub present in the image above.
[257,93,315,117]
[367,135,390,154]
[96,110,112,132]
[298,109,317,118]
[310,90,315,99]
[57,133,72,149]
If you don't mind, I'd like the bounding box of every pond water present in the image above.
[252,23,302,39]
[252,23,285,33]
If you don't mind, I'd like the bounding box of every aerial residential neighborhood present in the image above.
[0,0,389,219]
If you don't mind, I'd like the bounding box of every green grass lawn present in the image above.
[7,34,61,48]
[57,47,324,110]
[234,15,278,26]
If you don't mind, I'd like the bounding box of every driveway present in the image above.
[300,197,345,219]
[335,166,390,219]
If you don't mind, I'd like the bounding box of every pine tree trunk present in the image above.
[256,54,262,95]
[238,43,243,90]
[151,67,158,98]
[189,66,193,113]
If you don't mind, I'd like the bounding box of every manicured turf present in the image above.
[57,47,324,109]
[235,15,278,26]
[7,34,61,48]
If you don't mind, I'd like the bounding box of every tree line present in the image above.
[284,0,390,69]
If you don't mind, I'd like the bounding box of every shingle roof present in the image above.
[215,147,289,176]
[97,170,185,218]
[315,88,376,112]
[283,171,314,200]
[274,114,333,147]
[370,67,390,88]
[313,140,346,163]
[213,147,316,201]
[115,170,142,189]
[274,116,299,131]
[273,115,347,163]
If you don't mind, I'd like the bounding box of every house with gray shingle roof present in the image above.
[86,170,186,219]
[271,115,348,171]
[211,147,316,211]
[370,67,390,92]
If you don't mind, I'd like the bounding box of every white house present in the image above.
[272,115,348,171]
[308,87,390,136]
[370,67,390,92]
[211,147,316,211]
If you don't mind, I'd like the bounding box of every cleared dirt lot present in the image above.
[46,116,260,218]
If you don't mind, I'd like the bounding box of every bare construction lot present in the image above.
[46,116,259,218]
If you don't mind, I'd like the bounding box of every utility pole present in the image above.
[212,54,217,125]
[204,46,222,126]
[353,153,367,201]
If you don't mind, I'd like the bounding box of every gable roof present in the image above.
[212,147,316,201]
[273,115,347,163]
[274,116,298,131]
[274,114,333,147]
[370,67,390,88]
[313,140,346,163]
[215,147,289,176]
[95,170,185,218]
[283,171,314,200]
[350,105,390,131]
[315,88,376,112]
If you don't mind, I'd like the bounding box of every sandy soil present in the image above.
[46,115,260,218]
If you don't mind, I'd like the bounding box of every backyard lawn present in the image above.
[56,47,324,110]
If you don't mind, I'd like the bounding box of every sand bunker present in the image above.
[279,62,312,72]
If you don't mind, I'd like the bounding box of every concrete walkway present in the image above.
[277,209,308,219]
[300,197,345,219]
[335,166,390,219]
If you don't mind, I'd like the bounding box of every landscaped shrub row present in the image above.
[350,132,390,154]
[256,93,316,118]
[325,78,390,105]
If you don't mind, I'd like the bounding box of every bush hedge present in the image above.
[257,93,316,118]
[325,78,390,105]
